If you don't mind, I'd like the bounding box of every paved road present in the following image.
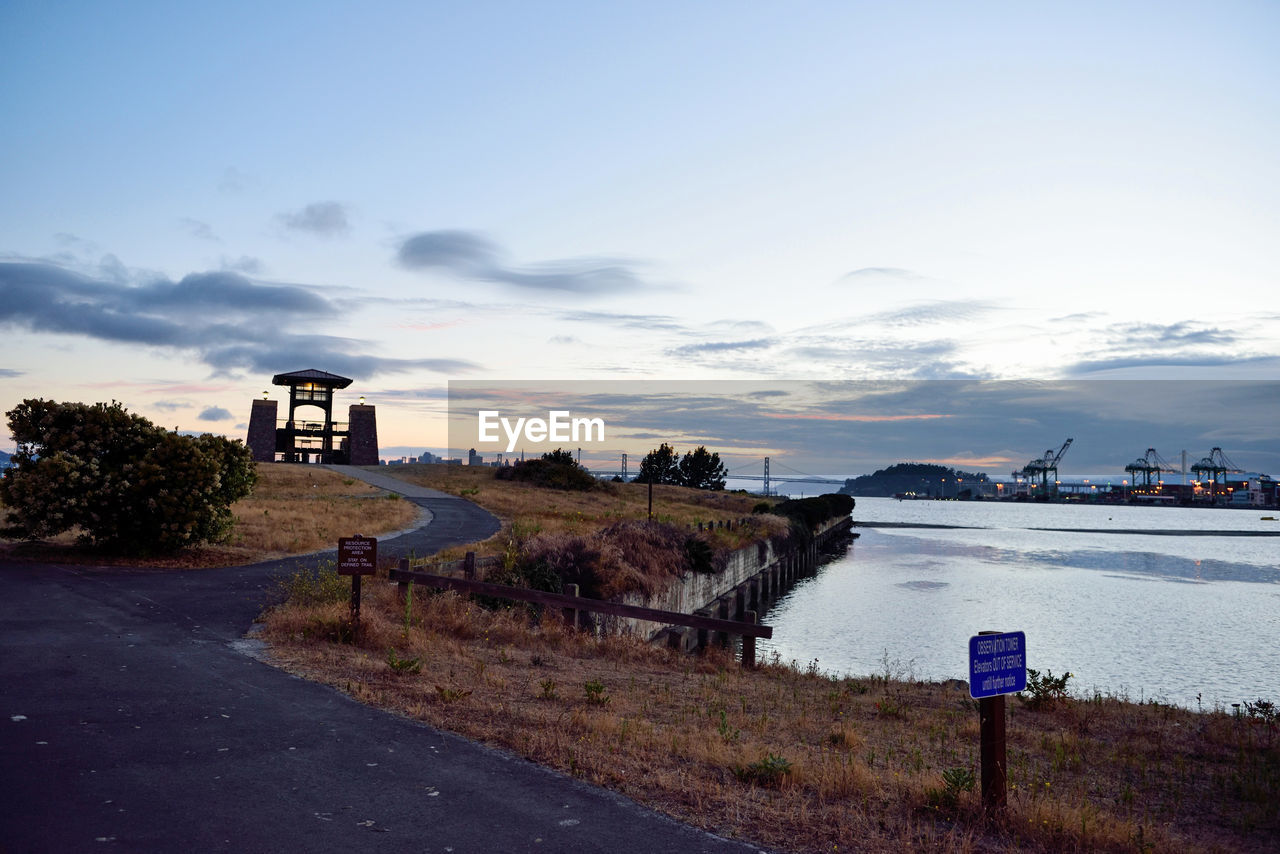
[0,472,765,853]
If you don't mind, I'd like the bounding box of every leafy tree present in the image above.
[678,445,727,490]
[636,443,681,485]
[0,399,257,553]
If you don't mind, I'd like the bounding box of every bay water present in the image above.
[757,497,1280,709]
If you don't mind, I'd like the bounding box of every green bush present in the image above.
[1020,667,1073,710]
[0,399,257,553]
[494,448,597,491]
[279,560,349,606]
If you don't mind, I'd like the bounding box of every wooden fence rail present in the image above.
[391,559,771,666]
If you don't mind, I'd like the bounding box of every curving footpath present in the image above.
[0,467,766,853]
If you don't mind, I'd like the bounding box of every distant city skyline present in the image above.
[2,3,1276,472]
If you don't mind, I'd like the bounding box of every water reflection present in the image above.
[759,509,1280,708]
[878,531,1279,585]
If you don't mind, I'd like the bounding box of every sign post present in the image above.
[968,630,1026,814]
[338,535,378,631]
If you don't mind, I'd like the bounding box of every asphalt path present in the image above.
[0,472,766,853]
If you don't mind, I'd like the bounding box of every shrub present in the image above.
[494,448,597,491]
[1,399,257,553]
[734,753,793,787]
[1020,667,1073,710]
[279,560,350,606]
[768,493,855,545]
[517,520,705,599]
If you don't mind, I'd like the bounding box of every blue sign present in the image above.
[969,631,1027,699]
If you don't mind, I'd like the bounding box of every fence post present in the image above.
[464,551,477,580]
[397,557,410,604]
[741,610,757,668]
[562,583,579,629]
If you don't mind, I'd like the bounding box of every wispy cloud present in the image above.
[0,260,480,380]
[397,230,650,295]
[1062,320,1264,376]
[0,368,25,379]
[221,255,265,275]
[279,201,351,237]
[180,218,219,241]
[560,310,685,330]
[839,267,924,282]
[668,338,775,357]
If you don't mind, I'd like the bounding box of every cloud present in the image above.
[180,218,218,241]
[279,201,351,237]
[864,300,997,327]
[152,400,189,412]
[198,406,233,421]
[218,167,253,193]
[1061,320,1265,376]
[668,338,775,357]
[221,255,265,275]
[1066,353,1279,375]
[0,368,25,379]
[839,267,924,282]
[397,230,648,294]
[0,260,480,380]
[560,310,685,330]
[548,335,581,345]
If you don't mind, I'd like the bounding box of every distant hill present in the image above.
[839,462,988,498]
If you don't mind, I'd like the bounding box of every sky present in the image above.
[2,1,1277,476]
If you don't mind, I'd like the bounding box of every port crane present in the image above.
[1191,447,1244,502]
[1123,448,1180,488]
[1013,438,1073,494]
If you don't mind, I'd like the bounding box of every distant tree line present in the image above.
[838,462,988,498]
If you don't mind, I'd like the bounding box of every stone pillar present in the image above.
[247,399,278,463]
[348,404,379,465]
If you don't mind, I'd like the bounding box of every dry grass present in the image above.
[0,463,419,568]
[261,581,1280,854]
[376,463,782,563]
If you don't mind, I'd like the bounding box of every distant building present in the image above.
[468,448,483,466]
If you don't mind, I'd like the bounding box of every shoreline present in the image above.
[853,521,1280,536]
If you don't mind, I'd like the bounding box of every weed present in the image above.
[717,709,740,744]
[539,678,558,700]
[735,752,793,787]
[875,696,907,719]
[435,685,472,703]
[1021,668,1073,710]
[386,648,422,674]
[926,766,975,811]
[584,679,611,706]
[304,614,355,644]
[279,559,348,606]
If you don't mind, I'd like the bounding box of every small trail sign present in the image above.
[968,630,1026,699]
[338,535,378,576]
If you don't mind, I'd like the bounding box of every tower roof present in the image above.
[271,368,354,389]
